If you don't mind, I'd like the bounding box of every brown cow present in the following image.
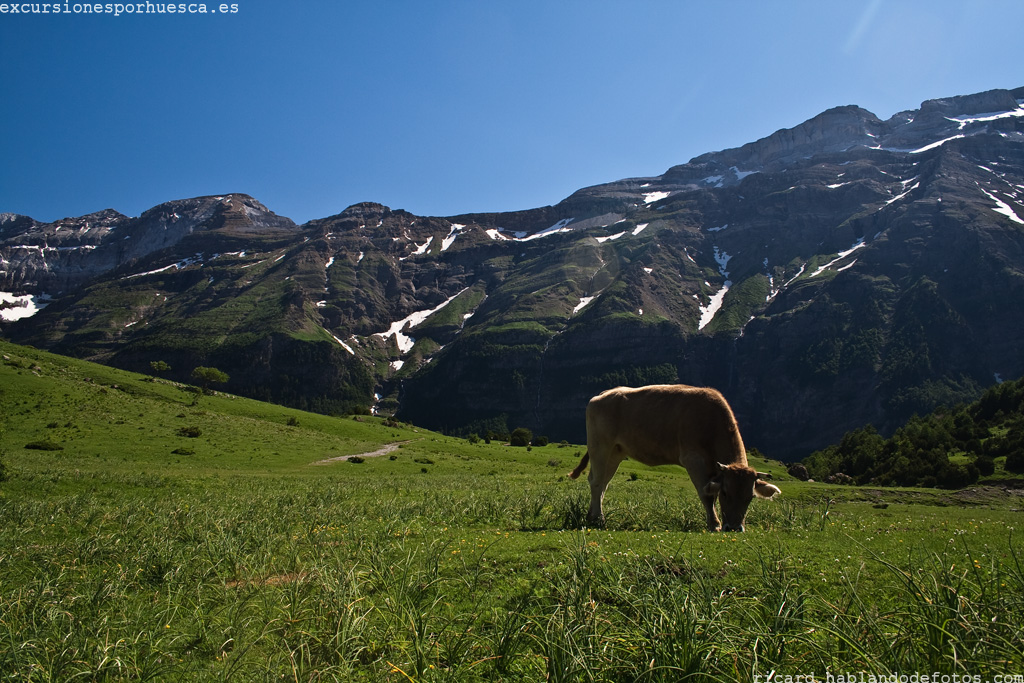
[568,384,780,531]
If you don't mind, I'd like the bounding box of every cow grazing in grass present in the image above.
[568,384,780,531]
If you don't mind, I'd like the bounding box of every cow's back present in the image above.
[586,384,745,469]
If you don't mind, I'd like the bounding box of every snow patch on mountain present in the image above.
[712,246,733,278]
[404,236,433,259]
[810,239,866,277]
[643,191,670,204]
[327,330,356,355]
[979,186,1024,225]
[909,134,965,154]
[515,218,576,242]
[696,246,735,331]
[698,283,731,331]
[0,292,50,321]
[883,182,919,207]
[595,231,626,243]
[375,287,470,354]
[125,253,204,279]
[731,167,759,181]
[573,296,595,315]
[947,104,1024,129]
[442,224,465,251]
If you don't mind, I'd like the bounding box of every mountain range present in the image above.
[3,86,1024,459]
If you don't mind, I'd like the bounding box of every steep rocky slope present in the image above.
[3,86,1023,458]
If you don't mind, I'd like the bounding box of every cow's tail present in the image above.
[568,451,590,479]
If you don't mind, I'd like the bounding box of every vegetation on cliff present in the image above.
[804,377,1024,487]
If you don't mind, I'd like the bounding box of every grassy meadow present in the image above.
[2,339,1023,681]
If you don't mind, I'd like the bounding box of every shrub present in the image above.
[974,455,996,477]
[510,427,533,447]
[1006,450,1024,474]
[984,436,1010,458]
[532,435,549,447]
[347,456,365,464]
[287,416,300,427]
[24,440,64,451]
[788,463,810,481]
[177,426,202,438]
[171,447,195,456]
[937,462,978,489]
[467,433,480,445]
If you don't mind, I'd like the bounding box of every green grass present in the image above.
[2,340,1023,680]
[706,274,772,334]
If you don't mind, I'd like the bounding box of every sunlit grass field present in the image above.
[2,340,1022,681]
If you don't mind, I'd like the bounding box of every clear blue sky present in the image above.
[2,0,1023,224]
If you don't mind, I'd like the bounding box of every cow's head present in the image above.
[704,462,781,532]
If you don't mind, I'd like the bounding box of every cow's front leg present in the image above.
[689,470,721,532]
[700,490,721,532]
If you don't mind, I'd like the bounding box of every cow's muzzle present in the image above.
[721,524,745,532]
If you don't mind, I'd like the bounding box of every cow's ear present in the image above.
[754,480,781,499]
[704,478,722,496]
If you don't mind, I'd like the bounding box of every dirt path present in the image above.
[310,441,412,465]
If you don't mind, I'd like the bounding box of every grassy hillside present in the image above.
[2,341,1023,680]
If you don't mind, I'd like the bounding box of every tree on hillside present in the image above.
[150,360,172,375]
[191,366,230,395]
[803,424,884,481]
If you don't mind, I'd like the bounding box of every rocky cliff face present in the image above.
[4,87,1024,459]
[1,208,132,295]
[0,195,296,296]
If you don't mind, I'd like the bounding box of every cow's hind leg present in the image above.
[586,449,621,527]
